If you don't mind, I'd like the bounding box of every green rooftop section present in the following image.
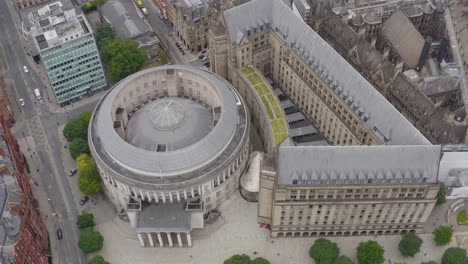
[241,67,288,145]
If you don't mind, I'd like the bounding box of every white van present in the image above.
[34,88,42,100]
[142,7,148,15]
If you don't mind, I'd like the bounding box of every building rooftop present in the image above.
[277,145,441,186]
[422,76,460,97]
[92,65,247,178]
[101,0,151,39]
[135,202,191,233]
[126,97,213,152]
[241,67,288,145]
[223,0,430,145]
[381,10,425,69]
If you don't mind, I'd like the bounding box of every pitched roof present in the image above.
[222,0,430,145]
[277,145,441,185]
[381,10,425,69]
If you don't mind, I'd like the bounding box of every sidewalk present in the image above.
[17,137,60,264]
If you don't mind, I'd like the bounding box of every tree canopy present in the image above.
[399,233,423,257]
[436,182,446,205]
[79,110,93,125]
[309,238,340,264]
[101,37,146,81]
[95,24,116,49]
[88,255,109,264]
[251,257,270,264]
[81,0,107,13]
[78,228,104,253]
[77,213,95,229]
[335,256,355,264]
[357,240,385,264]
[421,261,438,264]
[224,254,251,264]
[158,50,169,65]
[76,154,101,195]
[70,138,90,159]
[433,225,454,246]
[441,247,468,264]
[63,118,88,141]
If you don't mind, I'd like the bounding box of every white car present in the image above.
[19,98,24,106]
[23,66,28,73]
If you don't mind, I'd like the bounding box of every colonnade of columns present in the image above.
[137,232,192,247]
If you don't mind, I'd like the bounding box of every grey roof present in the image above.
[135,202,191,233]
[126,97,213,151]
[280,99,294,109]
[422,77,459,97]
[381,10,425,69]
[295,140,329,146]
[223,0,430,145]
[102,0,151,39]
[286,112,305,123]
[92,65,241,176]
[277,145,441,185]
[274,87,284,96]
[290,125,317,137]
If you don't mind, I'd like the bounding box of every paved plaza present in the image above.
[89,192,455,264]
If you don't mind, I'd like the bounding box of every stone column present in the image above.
[167,233,173,247]
[154,192,159,203]
[177,233,183,247]
[183,190,188,200]
[187,233,192,247]
[169,193,174,203]
[157,233,163,247]
[137,233,145,247]
[148,233,154,247]
[191,189,195,197]
[176,191,181,202]
[162,193,166,203]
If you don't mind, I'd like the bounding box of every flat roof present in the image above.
[224,0,430,145]
[91,65,245,177]
[241,66,288,145]
[135,202,191,233]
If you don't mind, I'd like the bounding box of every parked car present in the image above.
[68,168,77,177]
[141,7,148,15]
[23,65,28,73]
[79,196,89,205]
[198,55,204,60]
[204,62,211,68]
[56,228,63,240]
[19,98,24,106]
[201,50,207,54]
[202,56,209,63]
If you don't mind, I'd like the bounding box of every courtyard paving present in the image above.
[90,192,456,264]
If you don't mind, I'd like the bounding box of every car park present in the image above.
[68,168,77,177]
[19,98,24,106]
[23,66,28,73]
[79,196,89,205]
[56,228,63,240]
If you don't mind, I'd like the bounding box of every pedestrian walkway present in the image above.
[91,192,454,264]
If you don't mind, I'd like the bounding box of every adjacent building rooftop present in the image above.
[223,0,430,146]
[241,67,288,145]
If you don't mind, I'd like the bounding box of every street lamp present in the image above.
[47,198,58,216]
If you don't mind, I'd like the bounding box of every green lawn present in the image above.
[241,66,288,145]
[458,210,468,225]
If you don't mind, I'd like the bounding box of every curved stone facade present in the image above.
[89,66,250,213]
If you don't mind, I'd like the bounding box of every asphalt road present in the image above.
[0,0,91,263]
[140,0,184,64]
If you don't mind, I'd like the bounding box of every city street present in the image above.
[0,0,100,263]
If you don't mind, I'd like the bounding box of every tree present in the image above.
[436,182,446,205]
[357,240,385,264]
[251,257,270,264]
[95,24,116,49]
[158,50,169,65]
[433,225,454,246]
[70,138,90,159]
[399,233,423,257]
[309,238,340,264]
[441,247,468,264]
[63,118,88,141]
[421,261,438,264]
[336,256,355,264]
[78,228,104,253]
[101,37,146,81]
[77,213,95,229]
[76,154,101,195]
[224,254,251,264]
[88,255,109,264]
[79,110,93,125]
